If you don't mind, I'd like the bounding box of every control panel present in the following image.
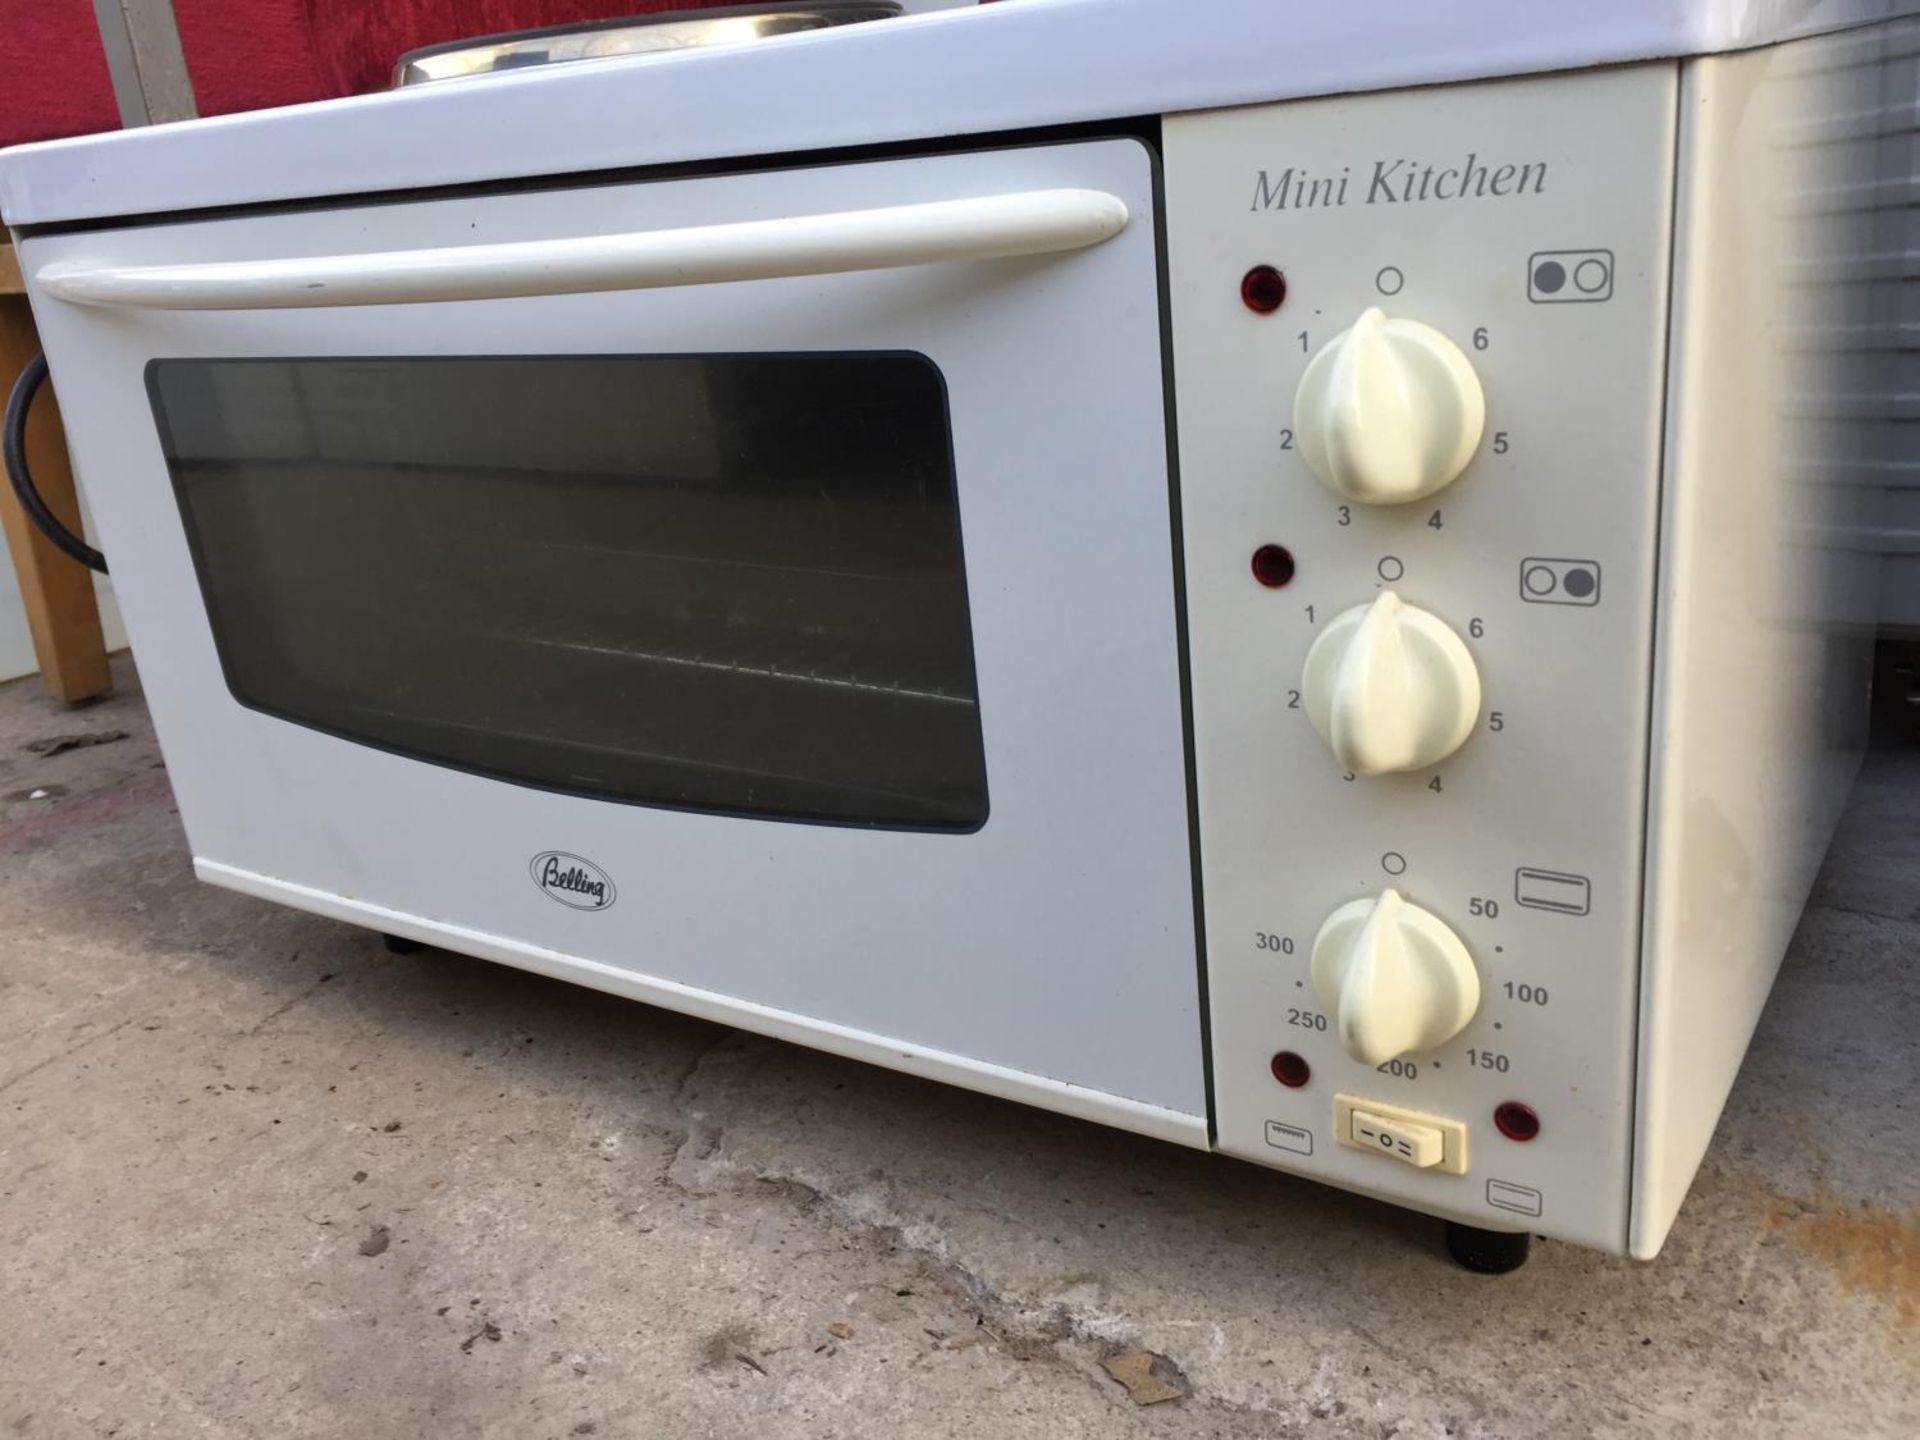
[1163,65,1678,1251]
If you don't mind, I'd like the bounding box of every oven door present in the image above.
[22,140,1205,1138]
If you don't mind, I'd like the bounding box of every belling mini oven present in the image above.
[4,0,1912,1268]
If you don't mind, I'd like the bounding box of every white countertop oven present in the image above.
[4,0,1913,1269]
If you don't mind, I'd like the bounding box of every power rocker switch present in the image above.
[1333,1094,1469,1174]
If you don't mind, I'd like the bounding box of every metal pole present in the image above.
[90,0,198,127]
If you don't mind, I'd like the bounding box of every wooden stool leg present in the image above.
[0,295,113,705]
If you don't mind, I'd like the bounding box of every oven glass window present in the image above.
[148,354,987,829]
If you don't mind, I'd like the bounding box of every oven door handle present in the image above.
[35,189,1130,311]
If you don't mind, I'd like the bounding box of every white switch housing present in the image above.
[1334,1095,1469,1175]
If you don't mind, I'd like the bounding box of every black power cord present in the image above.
[4,353,108,574]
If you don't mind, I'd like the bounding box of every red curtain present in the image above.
[0,1,746,149]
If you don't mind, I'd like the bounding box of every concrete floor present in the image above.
[1,658,1914,1440]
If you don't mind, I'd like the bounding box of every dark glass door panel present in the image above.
[149,354,987,829]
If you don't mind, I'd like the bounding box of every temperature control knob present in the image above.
[1312,889,1480,1066]
[1300,592,1481,774]
[1293,307,1485,505]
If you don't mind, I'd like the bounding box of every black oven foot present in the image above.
[1445,1222,1532,1274]
[381,932,426,955]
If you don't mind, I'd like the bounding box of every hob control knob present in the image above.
[1312,889,1480,1066]
[1293,307,1485,505]
[1301,591,1480,775]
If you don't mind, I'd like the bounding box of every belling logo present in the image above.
[530,851,616,911]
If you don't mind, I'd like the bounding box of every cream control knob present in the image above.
[1293,307,1485,505]
[1301,592,1480,775]
[1311,889,1480,1066]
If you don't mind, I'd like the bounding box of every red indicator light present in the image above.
[1251,544,1295,588]
[1493,1101,1540,1142]
[1240,264,1287,314]
[1270,1051,1311,1088]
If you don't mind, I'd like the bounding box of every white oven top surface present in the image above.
[0,0,1906,226]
